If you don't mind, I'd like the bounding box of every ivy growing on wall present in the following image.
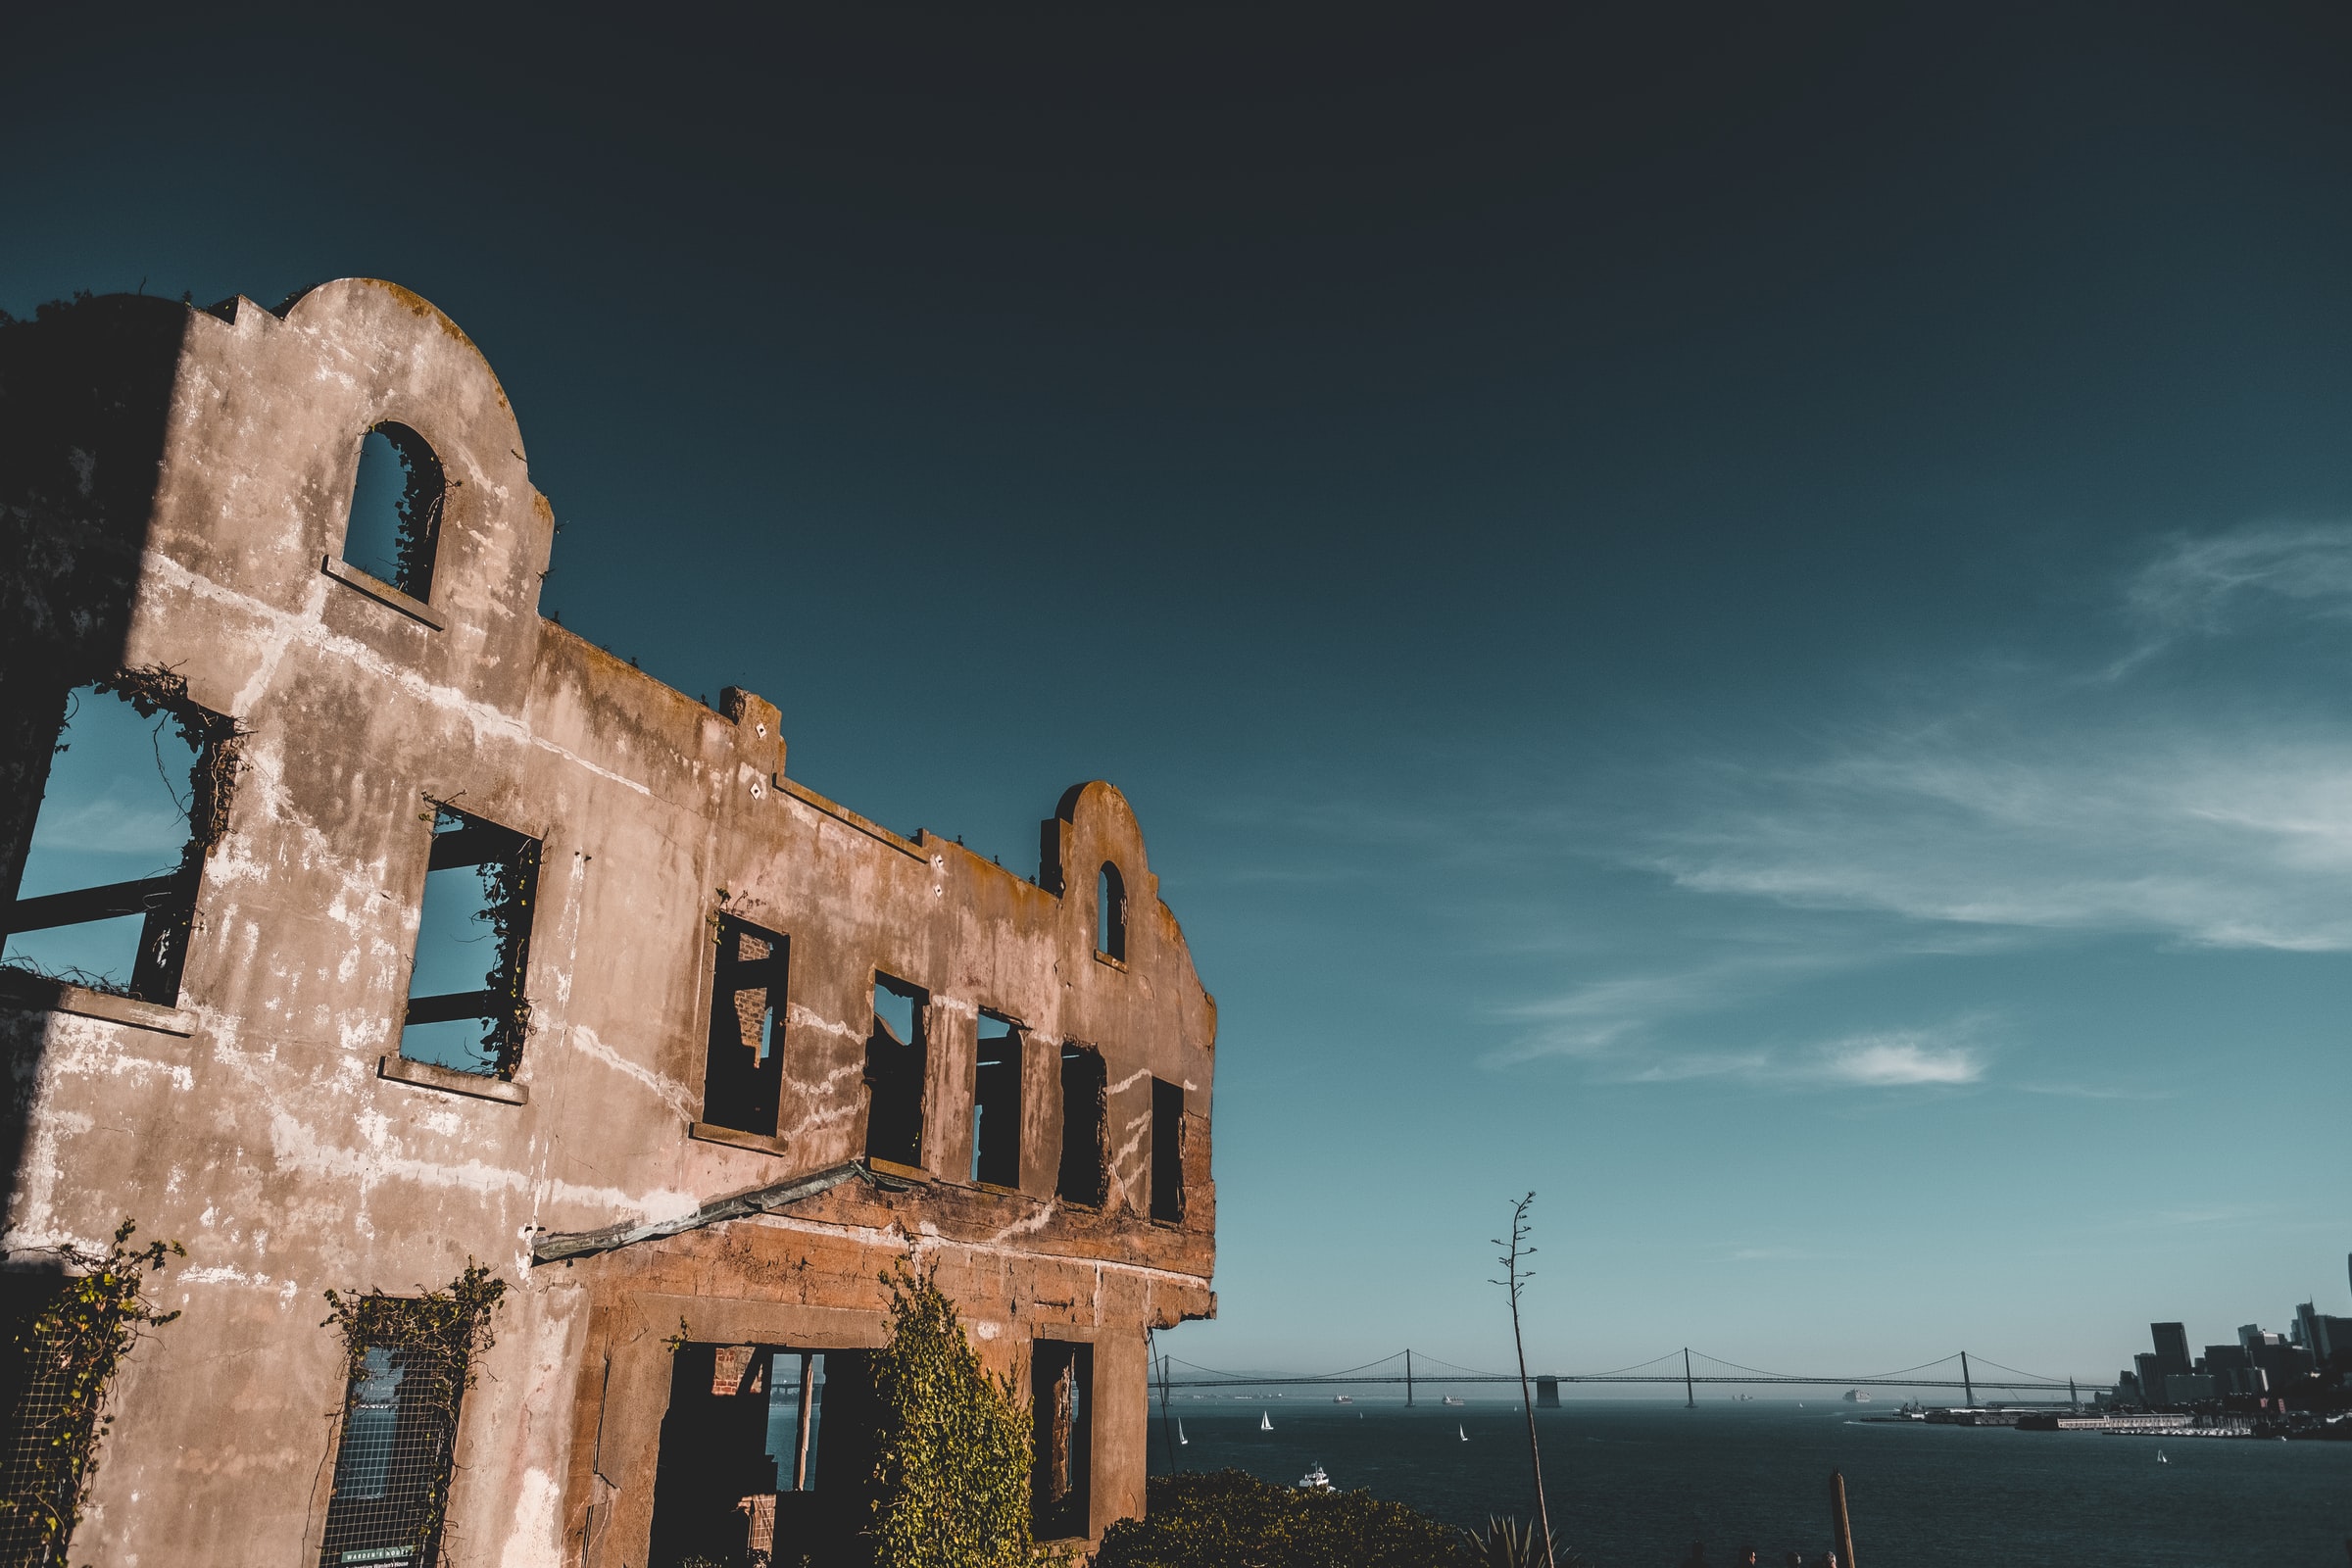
[864,1258,1034,1568]
[474,843,539,1078]
[89,665,245,870]
[0,1219,183,1562]
[318,1262,508,1559]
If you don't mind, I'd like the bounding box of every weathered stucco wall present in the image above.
[0,279,1216,1566]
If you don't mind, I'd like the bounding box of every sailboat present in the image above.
[1259,1411,1273,1432]
[1177,1420,1189,1446]
[1457,1424,1468,1442]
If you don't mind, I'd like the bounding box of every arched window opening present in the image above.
[1095,862,1125,961]
[343,422,445,602]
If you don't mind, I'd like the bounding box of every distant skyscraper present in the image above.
[2149,1322,2192,1376]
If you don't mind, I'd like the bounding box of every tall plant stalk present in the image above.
[1492,1193,1557,1568]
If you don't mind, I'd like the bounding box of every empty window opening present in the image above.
[317,1306,474,1568]
[703,915,788,1137]
[400,807,540,1080]
[864,973,926,1169]
[1150,1077,1185,1224]
[1096,861,1125,960]
[649,1343,878,1568]
[1030,1340,1092,1542]
[2,673,240,1005]
[342,422,445,601]
[971,1012,1022,1188]
[1056,1044,1106,1207]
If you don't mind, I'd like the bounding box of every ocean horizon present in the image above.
[1146,1399,2351,1566]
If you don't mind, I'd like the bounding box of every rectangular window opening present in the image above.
[1056,1044,1106,1208]
[703,915,788,1137]
[2,676,237,1006]
[864,973,926,1169]
[317,1304,474,1568]
[1150,1077,1184,1223]
[1030,1340,1092,1542]
[971,1012,1022,1188]
[400,806,541,1080]
[649,1343,878,1568]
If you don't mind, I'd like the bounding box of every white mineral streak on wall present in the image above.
[143,549,662,800]
[560,1024,695,1121]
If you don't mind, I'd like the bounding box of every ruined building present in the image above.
[0,280,1216,1565]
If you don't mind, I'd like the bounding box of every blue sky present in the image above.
[8,4,2351,1387]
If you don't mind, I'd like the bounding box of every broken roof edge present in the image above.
[529,1157,918,1266]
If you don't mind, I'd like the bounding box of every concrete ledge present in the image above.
[379,1054,528,1104]
[769,774,927,862]
[689,1121,788,1156]
[0,975,196,1036]
[323,555,446,628]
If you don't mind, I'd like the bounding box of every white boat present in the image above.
[1842,1390,1871,1403]
[1458,1424,1468,1442]
[1259,1411,1273,1432]
[1177,1419,1188,1446]
[1442,1396,1466,1406]
[1332,1395,1353,1404]
[1296,1464,1333,1493]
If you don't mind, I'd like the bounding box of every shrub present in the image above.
[865,1260,1034,1568]
[1095,1469,1481,1568]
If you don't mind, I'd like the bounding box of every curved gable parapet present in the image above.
[150,278,552,710]
[1042,778,1213,1019]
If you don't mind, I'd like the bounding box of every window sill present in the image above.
[323,555,445,629]
[689,1121,788,1156]
[865,1157,931,1184]
[1092,951,1127,972]
[379,1054,528,1104]
[0,975,195,1036]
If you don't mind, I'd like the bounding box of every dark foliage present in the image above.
[1095,1470,1480,1568]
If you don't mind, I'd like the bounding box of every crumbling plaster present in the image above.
[0,278,1215,1566]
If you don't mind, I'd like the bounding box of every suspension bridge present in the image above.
[1149,1347,2095,1408]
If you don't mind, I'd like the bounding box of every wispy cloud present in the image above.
[1808,1029,1984,1086]
[1660,723,2352,952]
[1485,519,2352,1083]
[2128,521,2352,633]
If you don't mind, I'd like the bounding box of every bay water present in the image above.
[1147,1398,2351,1566]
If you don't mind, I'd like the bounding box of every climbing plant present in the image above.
[0,1219,183,1563]
[864,1258,1033,1568]
[318,1262,508,1561]
[88,665,245,872]
[475,839,539,1078]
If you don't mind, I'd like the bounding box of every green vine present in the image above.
[88,665,245,867]
[475,840,539,1078]
[320,1261,506,1393]
[864,1256,1034,1568]
[0,1219,183,1560]
[319,1263,507,1558]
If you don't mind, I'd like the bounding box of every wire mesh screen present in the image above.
[318,1337,469,1568]
[0,1316,86,1568]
